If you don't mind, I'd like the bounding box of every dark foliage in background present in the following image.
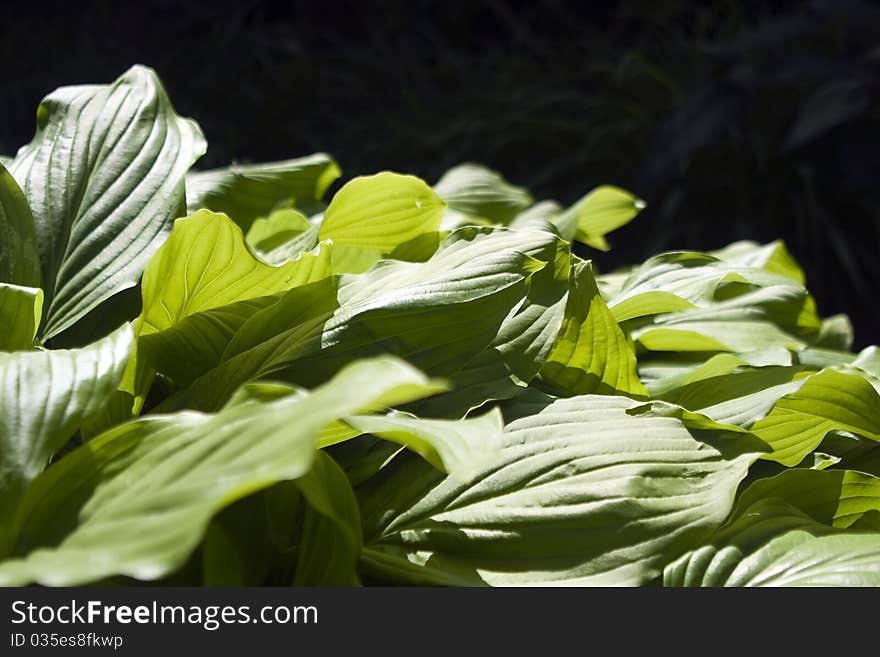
[1,0,877,346]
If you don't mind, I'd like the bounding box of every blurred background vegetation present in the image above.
[1,0,877,346]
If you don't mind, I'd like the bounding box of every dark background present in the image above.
[1,0,878,347]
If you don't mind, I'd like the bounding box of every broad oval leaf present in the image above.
[318,172,445,252]
[359,394,762,586]
[0,356,441,585]
[9,65,206,341]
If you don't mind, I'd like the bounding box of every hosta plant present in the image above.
[1,66,879,587]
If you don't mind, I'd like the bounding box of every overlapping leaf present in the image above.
[185,154,340,230]
[0,357,442,585]
[359,393,764,586]
[9,65,206,341]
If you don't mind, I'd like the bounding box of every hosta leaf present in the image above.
[318,172,445,254]
[359,394,762,586]
[185,154,340,230]
[553,185,645,250]
[0,284,42,351]
[433,163,533,224]
[749,369,880,466]
[539,260,646,397]
[137,210,331,338]
[0,163,39,287]
[0,324,133,554]
[165,227,558,411]
[129,211,332,402]
[0,356,441,585]
[610,251,817,322]
[664,498,880,586]
[734,468,880,529]
[345,409,505,480]
[9,65,206,341]
[710,240,805,285]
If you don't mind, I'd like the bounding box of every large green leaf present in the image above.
[0,356,442,585]
[0,324,133,554]
[128,210,331,405]
[185,154,340,230]
[664,498,880,586]
[539,260,646,397]
[344,409,505,480]
[749,369,880,466]
[734,468,880,529]
[161,227,558,411]
[358,393,762,586]
[9,65,206,341]
[0,284,43,351]
[0,163,39,287]
[318,172,445,271]
[137,210,331,338]
[433,163,533,225]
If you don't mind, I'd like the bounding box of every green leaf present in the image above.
[608,250,821,353]
[433,163,533,224]
[344,409,505,479]
[185,154,340,231]
[129,211,332,402]
[0,162,39,287]
[164,227,557,411]
[293,451,362,586]
[664,498,880,586]
[319,172,445,261]
[710,240,806,285]
[734,468,880,529]
[554,185,645,250]
[749,369,880,466]
[0,324,133,554]
[137,210,331,338]
[359,393,761,586]
[0,284,43,351]
[539,260,646,397]
[9,65,206,341]
[0,356,441,585]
